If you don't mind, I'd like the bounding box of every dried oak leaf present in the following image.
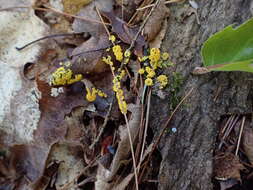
[95,104,141,189]
[70,32,111,75]
[149,19,168,48]
[101,11,146,56]
[143,0,169,42]
[46,142,85,189]
[36,79,88,145]
[213,152,245,182]
[72,0,113,37]
[242,126,253,165]
[63,0,93,14]
[0,144,50,190]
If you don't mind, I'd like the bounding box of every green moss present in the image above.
[168,72,184,110]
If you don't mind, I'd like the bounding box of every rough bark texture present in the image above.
[150,1,253,189]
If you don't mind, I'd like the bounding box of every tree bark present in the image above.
[150,0,253,189]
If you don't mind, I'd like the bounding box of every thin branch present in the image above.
[0,6,29,11]
[139,87,194,181]
[16,33,82,51]
[95,6,111,38]
[137,0,184,11]
[120,0,162,70]
[36,6,110,25]
[139,89,151,170]
[89,101,114,149]
[235,116,246,156]
[124,114,139,190]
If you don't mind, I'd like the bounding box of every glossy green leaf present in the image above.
[201,17,253,73]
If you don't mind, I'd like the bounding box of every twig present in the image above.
[120,0,161,70]
[129,0,160,51]
[139,89,151,171]
[137,0,184,11]
[77,176,96,187]
[124,114,139,190]
[16,33,82,51]
[0,5,110,25]
[235,116,246,156]
[121,0,124,20]
[0,6,29,11]
[218,115,240,150]
[89,101,113,149]
[139,87,194,181]
[152,88,193,152]
[37,6,110,25]
[95,6,111,38]
[221,115,234,135]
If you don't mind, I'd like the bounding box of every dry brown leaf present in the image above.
[70,32,111,75]
[36,79,88,145]
[95,104,141,189]
[63,0,93,14]
[0,0,48,145]
[72,0,113,37]
[112,173,135,190]
[242,126,253,165]
[109,104,141,178]
[143,0,169,42]
[218,178,238,190]
[149,19,168,48]
[0,144,51,190]
[101,11,146,56]
[47,142,85,190]
[213,152,245,181]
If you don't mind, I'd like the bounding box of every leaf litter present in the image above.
[0,0,187,189]
[213,115,253,190]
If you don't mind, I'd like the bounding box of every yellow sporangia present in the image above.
[113,74,127,114]
[112,45,123,62]
[109,35,116,43]
[149,48,160,64]
[50,67,83,86]
[124,50,131,58]
[102,56,113,66]
[138,68,145,75]
[145,78,153,86]
[86,87,97,102]
[157,74,168,89]
[138,56,149,62]
[147,70,155,78]
[85,87,107,102]
[161,52,170,60]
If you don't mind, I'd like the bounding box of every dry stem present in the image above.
[124,114,139,190]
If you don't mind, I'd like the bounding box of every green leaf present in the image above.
[201,17,253,73]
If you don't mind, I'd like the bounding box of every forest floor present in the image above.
[0,0,253,190]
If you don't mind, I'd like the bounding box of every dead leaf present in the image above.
[218,178,238,190]
[95,104,141,189]
[213,152,245,182]
[70,32,111,75]
[0,0,48,145]
[112,173,134,190]
[0,144,51,190]
[149,19,168,48]
[72,0,113,38]
[101,11,146,56]
[143,0,169,42]
[242,126,253,165]
[63,0,93,14]
[46,142,85,190]
[36,79,88,145]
